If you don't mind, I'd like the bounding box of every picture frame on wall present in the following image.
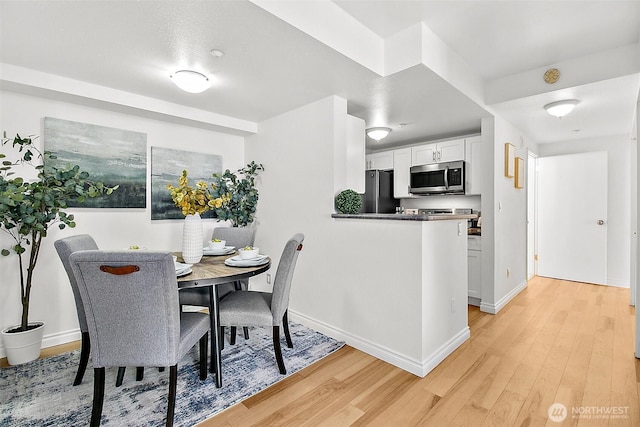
[515,156,524,189]
[504,142,515,178]
[150,147,223,220]
[44,117,147,208]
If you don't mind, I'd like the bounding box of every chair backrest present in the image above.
[271,233,304,325]
[213,227,256,249]
[69,250,181,368]
[54,234,99,333]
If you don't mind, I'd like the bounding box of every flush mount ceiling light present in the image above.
[544,99,579,118]
[366,127,391,141]
[170,70,211,93]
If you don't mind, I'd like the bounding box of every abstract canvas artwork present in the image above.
[151,147,223,220]
[44,117,147,208]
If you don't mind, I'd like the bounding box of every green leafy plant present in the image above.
[209,161,264,227]
[335,189,362,214]
[0,133,118,332]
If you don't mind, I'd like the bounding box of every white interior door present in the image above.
[537,152,608,285]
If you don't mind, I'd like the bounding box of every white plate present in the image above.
[224,255,269,267]
[174,262,193,271]
[176,268,192,277]
[202,246,235,256]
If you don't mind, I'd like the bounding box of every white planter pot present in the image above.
[182,213,203,264]
[1,321,45,365]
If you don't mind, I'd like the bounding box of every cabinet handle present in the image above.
[432,152,436,162]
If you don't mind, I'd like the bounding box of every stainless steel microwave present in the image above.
[409,160,465,195]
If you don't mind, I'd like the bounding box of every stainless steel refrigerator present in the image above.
[360,170,400,213]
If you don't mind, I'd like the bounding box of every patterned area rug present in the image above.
[0,322,343,426]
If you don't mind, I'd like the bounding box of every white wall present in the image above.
[0,90,245,355]
[245,96,470,373]
[480,116,530,313]
[538,135,631,287]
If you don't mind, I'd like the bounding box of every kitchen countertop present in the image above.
[331,213,478,221]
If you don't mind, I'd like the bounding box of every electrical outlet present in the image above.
[266,273,271,284]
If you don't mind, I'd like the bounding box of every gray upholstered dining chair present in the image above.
[179,226,257,340]
[54,235,134,387]
[54,235,98,386]
[219,233,304,374]
[69,250,209,427]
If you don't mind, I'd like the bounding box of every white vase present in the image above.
[182,213,203,264]
[1,321,45,365]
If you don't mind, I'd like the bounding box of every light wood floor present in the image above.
[4,276,639,426]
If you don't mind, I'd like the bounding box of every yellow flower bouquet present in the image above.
[166,170,227,216]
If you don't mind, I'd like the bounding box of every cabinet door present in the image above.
[438,138,465,163]
[411,144,437,166]
[468,249,481,299]
[393,147,412,198]
[367,151,394,170]
[465,136,482,195]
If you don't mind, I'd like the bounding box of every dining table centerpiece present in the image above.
[167,162,264,262]
[0,133,118,364]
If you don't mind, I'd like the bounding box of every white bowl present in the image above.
[208,239,226,250]
[238,247,259,259]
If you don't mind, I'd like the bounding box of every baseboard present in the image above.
[480,280,527,314]
[289,310,470,378]
[606,279,630,288]
[0,328,81,359]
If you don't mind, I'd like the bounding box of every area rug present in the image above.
[0,322,344,426]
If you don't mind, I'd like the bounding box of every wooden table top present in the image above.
[175,251,271,289]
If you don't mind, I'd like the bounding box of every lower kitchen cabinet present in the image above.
[468,235,481,305]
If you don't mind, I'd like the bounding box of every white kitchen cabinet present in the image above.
[411,138,465,166]
[393,147,412,198]
[464,135,483,195]
[468,235,481,305]
[366,150,394,170]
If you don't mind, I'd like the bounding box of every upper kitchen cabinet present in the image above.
[366,150,394,170]
[393,147,412,198]
[464,136,483,195]
[411,138,465,166]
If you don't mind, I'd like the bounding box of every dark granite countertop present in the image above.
[331,213,478,221]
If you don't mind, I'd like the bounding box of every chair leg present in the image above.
[73,331,91,386]
[220,326,225,350]
[283,311,293,348]
[230,326,237,345]
[91,367,105,427]
[136,367,144,381]
[272,326,286,375]
[199,333,208,380]
[243,326,250,340]
[115,367,126,387]
[166,365,178,427]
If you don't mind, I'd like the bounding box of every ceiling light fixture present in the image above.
[544,99,579,118]
[366,127,391,141]
[170,70,211,93]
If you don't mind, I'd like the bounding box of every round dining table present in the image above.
[176,251,271,388]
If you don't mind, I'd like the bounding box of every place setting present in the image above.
[203,238,236,256]
[174,256,193,277]
[224,246,269,267]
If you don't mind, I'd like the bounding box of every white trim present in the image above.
[480,280,528,314]
[606,279,630,288]
[289,310,469,378]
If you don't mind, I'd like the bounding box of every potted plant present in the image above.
[0,133,117,364]
[209,161,264,227]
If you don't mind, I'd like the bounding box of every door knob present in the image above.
[596,219,605,225]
